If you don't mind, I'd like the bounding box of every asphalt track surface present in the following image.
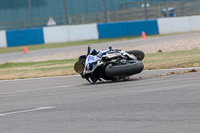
[0,69,200,133]
[1,32,200,63]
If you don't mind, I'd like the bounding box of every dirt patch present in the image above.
[152,69,200,78]
[120,38,200,54]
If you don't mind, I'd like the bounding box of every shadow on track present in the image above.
[81,77,145,86]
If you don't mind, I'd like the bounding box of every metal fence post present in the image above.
[63,0,68,24]
[102,0,108,22]
[183,2,188,16]
[144,0,148,20]
[28,0,33,27]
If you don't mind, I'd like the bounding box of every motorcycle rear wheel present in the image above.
[105,61,144,77]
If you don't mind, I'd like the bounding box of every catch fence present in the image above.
[0,0,200,30]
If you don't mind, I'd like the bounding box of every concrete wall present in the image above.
[98,20,159,39]
[6,28,44,47]
[43,26,69,44]
[158,16,200,34]
[43,23,98,44]
[127,20,159,36]
[2,15,200,47]
[190,16,200,31]
[67,24,98,42]
[97,22,127,39]
[158,17,191,34]
[0,30,7,47]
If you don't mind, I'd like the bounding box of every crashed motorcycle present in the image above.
[74,46,144,84]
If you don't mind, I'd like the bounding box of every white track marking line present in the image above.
[0,106,56,117]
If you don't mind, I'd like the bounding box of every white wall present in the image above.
[158,15,200,34]
[0,30,7,47]
[158,17,191,34]
[43,23,98,44]
[189,16,200,31]
[43,25,69,44]
[67,23,98,42]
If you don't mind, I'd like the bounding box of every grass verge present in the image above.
[0,48,200,80]
[143,48,200,70]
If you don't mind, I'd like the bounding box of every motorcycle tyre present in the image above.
[126,50,145,61]
[105,61,144,77]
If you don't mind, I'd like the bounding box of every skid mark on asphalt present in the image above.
[0,106,56,117]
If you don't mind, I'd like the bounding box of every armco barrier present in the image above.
[0,30,7,47]
[6,28,44,47]
[97,20,159,39]
[157,17,191,34]
[43,24,98,44]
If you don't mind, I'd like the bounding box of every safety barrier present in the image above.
[6,28,44,47]
[127,20,159,36]
[1,15,200,48]
[43,25,69,44]
[189,16,200,31]
[43,23,98,44]
[98,20,159,39]
[158,17,191,34]
[157,15,200,34]
[0,30,7,47]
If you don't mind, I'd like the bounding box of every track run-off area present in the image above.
[0,68,200,133]
[0,32,200,132]
[1,32,200,63]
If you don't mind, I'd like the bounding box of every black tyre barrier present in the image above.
[126,50,145,61]
[105,61,144,77]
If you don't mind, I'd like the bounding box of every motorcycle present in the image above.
[74,46,144,84]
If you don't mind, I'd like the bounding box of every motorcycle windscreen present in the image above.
[74,59,85,74]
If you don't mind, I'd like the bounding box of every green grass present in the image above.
[0,59,77,80]
[143,48,200,70]
[0,48,200,80]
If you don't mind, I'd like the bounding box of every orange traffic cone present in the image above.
[24,46,28,54]
[142,31,146,39]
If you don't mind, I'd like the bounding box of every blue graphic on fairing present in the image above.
[85,55,101,68]
[99,49,109,56]
[91,49,98,55]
